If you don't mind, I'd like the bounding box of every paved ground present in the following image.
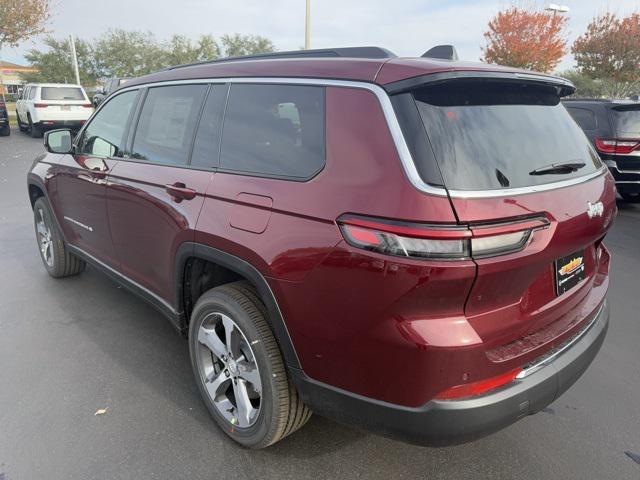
[1,132,639,480]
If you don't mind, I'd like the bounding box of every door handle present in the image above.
[165,182,197,201]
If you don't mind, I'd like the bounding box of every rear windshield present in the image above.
[411,81,602,191]
[41,87,85,101]
[611,105,640,137]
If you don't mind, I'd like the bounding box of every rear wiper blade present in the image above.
[529,162,586,176]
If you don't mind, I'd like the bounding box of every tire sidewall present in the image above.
[188,290,279,447]
[33,198,63,276]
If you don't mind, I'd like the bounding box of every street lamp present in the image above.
[546,3,570,14]
[305,0,311,50]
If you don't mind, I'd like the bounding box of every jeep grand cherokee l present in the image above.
[27,46,616,448]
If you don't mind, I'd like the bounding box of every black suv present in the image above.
[564,99,640,202]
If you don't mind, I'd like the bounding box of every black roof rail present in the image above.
[165,46,397,71]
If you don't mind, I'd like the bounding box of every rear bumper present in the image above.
[607,164,640,192]
[292,299,609,446]
[34,120,86,130]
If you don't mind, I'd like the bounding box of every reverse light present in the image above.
[595,138,640,155]
[435,368,522,400]
[338,215,548,260]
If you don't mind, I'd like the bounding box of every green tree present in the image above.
[558,70,606,98]
[22,36,98,85]
[94,29,165,77]
[0,0,50,47]
[164,34,220,66]
[220,34,275,57]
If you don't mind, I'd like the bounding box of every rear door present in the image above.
[406,79,617,347]
[106,83,220,304]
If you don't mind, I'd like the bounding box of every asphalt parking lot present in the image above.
[0,132,639,480]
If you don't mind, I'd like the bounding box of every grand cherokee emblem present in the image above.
[587,201,604,219]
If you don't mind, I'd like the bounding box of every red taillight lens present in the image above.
[81,103,93,108]
[595,138,640,155]
[338,215,548,261]
[435,368,522,400]
[34,103,49,108]
[338,216,471,260]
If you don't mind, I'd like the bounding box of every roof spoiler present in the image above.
[422,45,459,61]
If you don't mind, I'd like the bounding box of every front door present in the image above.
[51,89,139,266]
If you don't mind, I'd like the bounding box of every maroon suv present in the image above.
[27,47,616,448]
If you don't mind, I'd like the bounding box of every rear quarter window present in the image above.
[566,106,598,131]
[219,84,325,179]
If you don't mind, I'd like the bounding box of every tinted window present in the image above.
[190,85,228,169]
[220,84,325,179]
[611,105,640,137]
[413,82,602,191]
[131,85,207,166]
[79,90,137,157]
[566,106,597,131]
[41,87,85,101]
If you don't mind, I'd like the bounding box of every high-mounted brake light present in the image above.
[338,215,549,260]
[435,368,522,400]
[595,138,640,155]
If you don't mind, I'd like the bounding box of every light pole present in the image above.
[545,3,570,15]
[69,35,81,85]
[305,0,311,50]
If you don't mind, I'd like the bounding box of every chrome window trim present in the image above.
[116,77,606,199]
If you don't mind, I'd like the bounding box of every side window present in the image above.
[28,87,37,100]
[220,84,325,179]
[566,107,597,131]
[190,84,228,169]
[78,90,138,157]
[131,84,208,166]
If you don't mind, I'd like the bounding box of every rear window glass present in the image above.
[566,107,597,131]
[219,84,325,179]
[611,106,640,137]
[41,87,85,101]
[412,82,602,191]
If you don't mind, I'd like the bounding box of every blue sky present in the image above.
[2,0,638,72]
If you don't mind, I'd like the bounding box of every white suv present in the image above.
[16,83,94,138]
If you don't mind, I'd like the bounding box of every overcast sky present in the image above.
[2,0,638,72]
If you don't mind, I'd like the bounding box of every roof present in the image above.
[0,61,37,71]
[124,55,558,90]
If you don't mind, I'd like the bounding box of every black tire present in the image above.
[33,197,86,278]
[28,115,41,138]
[188,281,311,448]
[17,113,27,132]
[620,192,640,204]
[0,125,9,136]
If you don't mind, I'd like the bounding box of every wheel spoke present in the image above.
[198,325,227,360]
[222,315,240,358]
[204,369,230,398]
[36,221,47,237]
[233,380,256,428]
[237,361,261,392]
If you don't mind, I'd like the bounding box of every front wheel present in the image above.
[33,197,86,277]
[188,282,311,448]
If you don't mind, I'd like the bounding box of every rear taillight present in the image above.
[595,138,640,155]
[435,368,522,400]
[81,103,93,108]
[338,215,548,260]
[34,103,49,108]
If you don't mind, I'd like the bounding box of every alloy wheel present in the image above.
[196,312,262,428]
[36,208,54,267]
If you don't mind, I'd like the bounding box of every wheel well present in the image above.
[182,257,244,325]
[28,184,45,208]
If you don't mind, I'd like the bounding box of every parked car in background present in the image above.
[92,77,132,107]
[27,46,615,448]
[16,83,93,138]
[564,99,640,203]
[0,98,9,136]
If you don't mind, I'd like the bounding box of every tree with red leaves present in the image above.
[572,12,640,98]
[482,6,568,73]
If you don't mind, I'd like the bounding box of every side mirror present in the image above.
[44,129,73,154]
